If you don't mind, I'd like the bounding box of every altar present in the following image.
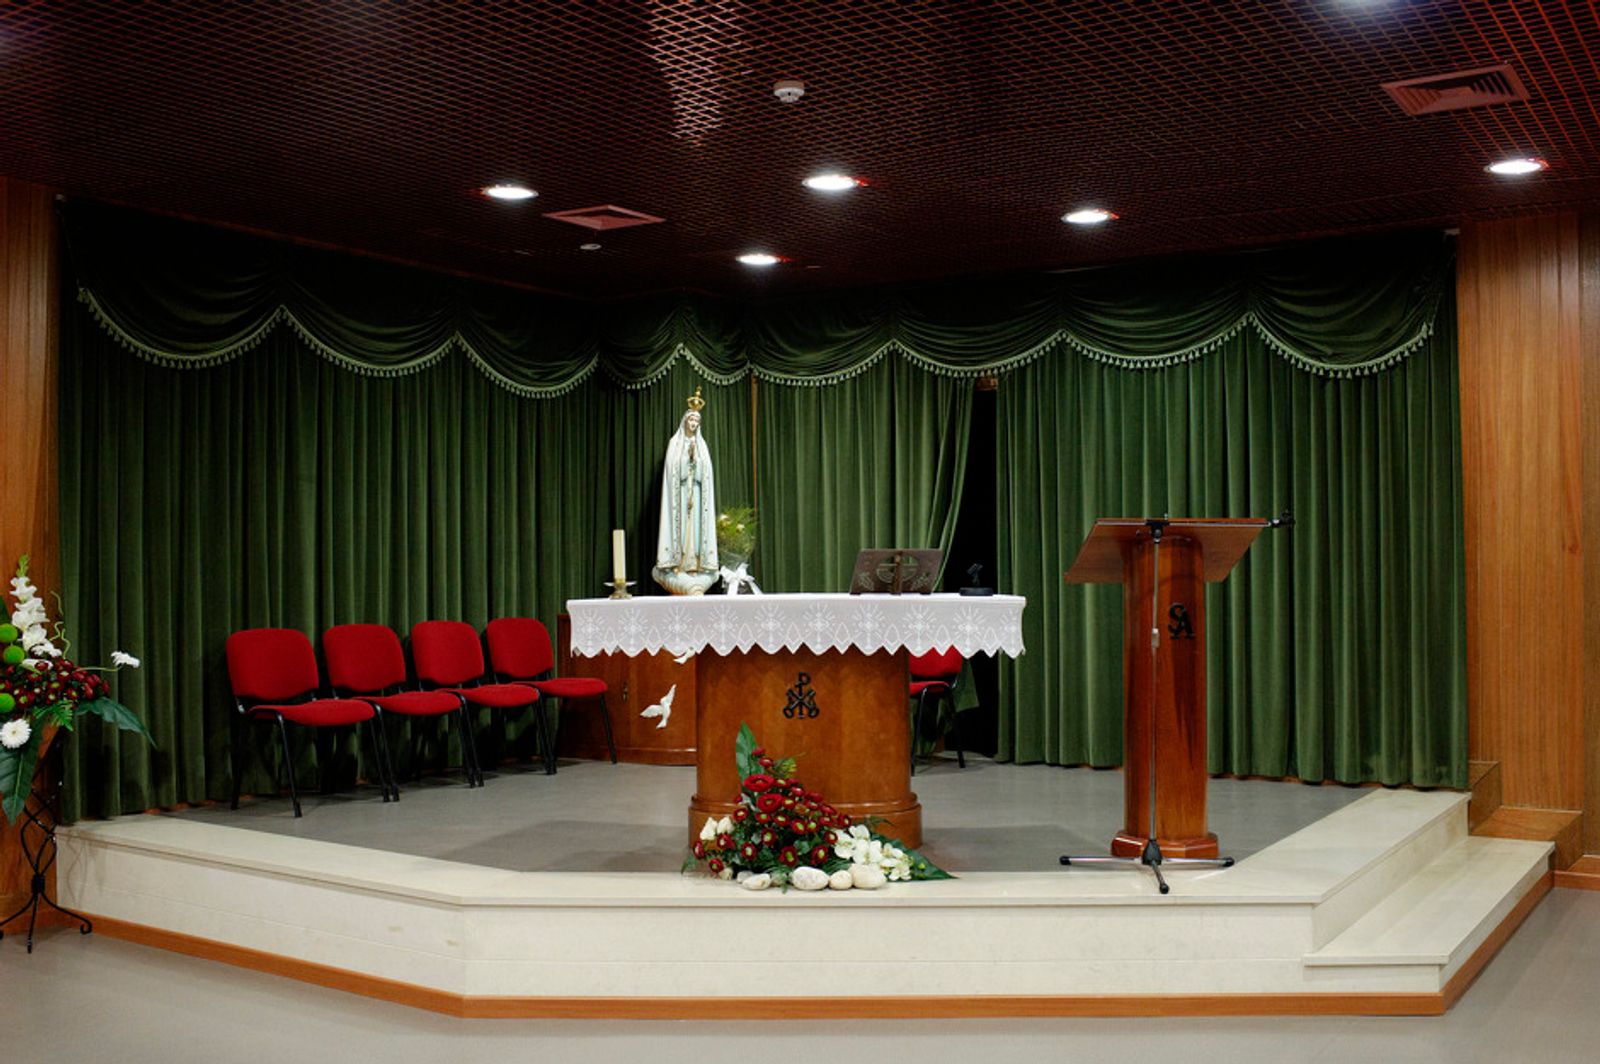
[569,592,1026,849]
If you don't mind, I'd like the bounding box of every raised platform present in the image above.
[54,780,1551,1017]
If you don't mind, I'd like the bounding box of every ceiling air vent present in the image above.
[542,204,666,231]
[1381,64,1529,116]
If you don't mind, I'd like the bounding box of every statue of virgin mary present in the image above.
[652,388,720,595]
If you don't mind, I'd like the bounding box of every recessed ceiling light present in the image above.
[1485,156,1548,176]
[579,243,602,251]
[1062,208,1118,225]
[803,173,860,192]
[482,184,538,201]
[737,252,781,267]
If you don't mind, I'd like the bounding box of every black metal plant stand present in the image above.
[0,734,93,952]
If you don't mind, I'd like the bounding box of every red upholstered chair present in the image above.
[410,620,551,776]
[485,617,616,772]
[225,628,396,817]
[324,624,483,790]
[909,647,965,776]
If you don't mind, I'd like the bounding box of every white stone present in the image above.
[828,869,854,890]
[850,863,887,890]
[735,870,754,883]
[740,873,772,891]
[792,866,829,891]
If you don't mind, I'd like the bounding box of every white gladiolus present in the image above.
[111,651,141,668]
[0,719,32,751]
[12,601,46,630]
[698,816,720,842]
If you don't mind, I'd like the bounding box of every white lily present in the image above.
[716,816,734,835]
[111,651,141,668]
[698,817,719,842]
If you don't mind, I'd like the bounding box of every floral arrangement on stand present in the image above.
[715,507,760,595]
[688,723,951,890]
[715,506,757,560]
[0,555,153,823]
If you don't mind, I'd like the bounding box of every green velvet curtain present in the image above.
[755,360,972,592]
[58,308,751,818]
[54,201,1463,817]
[64,202,1448,388]
[995,302,1466,787]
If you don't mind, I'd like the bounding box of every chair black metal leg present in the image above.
[274,715,302,818]
[374,710,401,800]
[230,713,245,810]
[535,699,557,775]
[949,692,966,769]
[597,694,617,765]
[457,695,484,786]
[365,715,393,802]
[456,707,482,787]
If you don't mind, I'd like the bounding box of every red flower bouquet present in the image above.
[688,723,950,887]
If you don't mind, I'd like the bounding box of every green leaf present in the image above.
[894,842,954,880]
[78,696,156,745]
[0,742,39,825]
[734,721,757,781]
[34,702,75,730]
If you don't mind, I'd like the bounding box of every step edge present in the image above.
[1305,839,1550,966]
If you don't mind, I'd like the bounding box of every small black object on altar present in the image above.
[959,562,994,596]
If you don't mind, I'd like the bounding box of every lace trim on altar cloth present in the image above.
[567,593,1026,659]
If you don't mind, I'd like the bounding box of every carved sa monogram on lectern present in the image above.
[1167,603,1197,640]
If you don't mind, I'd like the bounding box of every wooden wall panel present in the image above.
[0,177,60,917]
[1458,214,1584,812]
[1583,212,1600,853]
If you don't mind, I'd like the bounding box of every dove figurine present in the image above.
[639,684,677,729]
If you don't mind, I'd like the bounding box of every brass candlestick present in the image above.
[607,578,636,600]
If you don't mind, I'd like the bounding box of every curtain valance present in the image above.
[65,202,1451,392]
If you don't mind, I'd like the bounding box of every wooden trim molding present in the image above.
[84,880,1552,1020]
[1439,869,1552,1009]
[1554,855,1600,891]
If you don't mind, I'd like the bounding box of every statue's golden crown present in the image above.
[686,387,706,412]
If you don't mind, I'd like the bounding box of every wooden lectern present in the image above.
[1063,517,1269,864]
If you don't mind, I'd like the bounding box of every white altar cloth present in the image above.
[567,592,1026,659]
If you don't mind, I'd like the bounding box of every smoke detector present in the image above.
[773,79,805,104]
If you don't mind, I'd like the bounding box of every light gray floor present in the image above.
[4,889,1598,1063]
[166,755,1370,871]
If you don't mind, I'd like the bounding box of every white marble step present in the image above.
[1304,835,1550,971]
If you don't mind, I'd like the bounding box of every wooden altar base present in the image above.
[690,647,920,849]
[54,786,1553,1016]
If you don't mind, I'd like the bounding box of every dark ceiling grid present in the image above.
[0,0,1597,297]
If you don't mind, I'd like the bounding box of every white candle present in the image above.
[612,529,626,582]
